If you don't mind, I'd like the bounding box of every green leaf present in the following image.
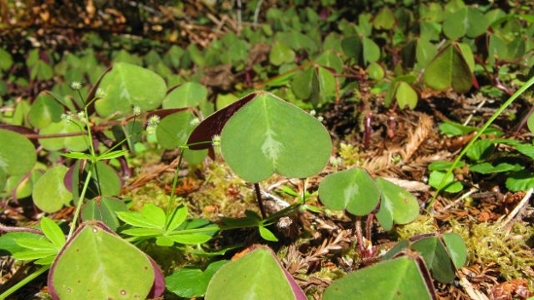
[0,129,37,176]
[443,7,488,39]
[31,60,54,81]
[291,67,317,101]
[363,37,380,65]
[98,149,129,160]
[423,43,473,93]
[0,47,13,71]
[166,205,188,231]
[166,260,228,298]
[428,170,463,193]
[142,204,166,228]
[40,217,66,247]
[318,168,380,216]
[324,256,434,300]
[259,226,278,242]
[269,41,295,66]
[205,247,306,300]
[316,51,343,74]
[168,233,213,245]
[442,233,467,269]
[49,222,158,300]
[396,82,418,110]
[515,143,534,160]
[61,152,93,160]
[373,7,396,30]
[163,82,207,109]
[15,238,57,252]
[122,228,164,237]
[411,236,457,283]
[156,111,198,149]
[466,140,495,162]
[117,211,158,229]
[0,232,45,255]
[415,39,438,70]
[506,170,534,192]
[27,91,64,129]
[341,36,363,63]
[33,165,72,213]
[89,161,122,197]
[375,178,420,231]
[367,62,385,80]
[469,162,523,174]
[39,119,90,152]
[220,92,332,182]
[117,206,163,229]
[95,63,167,118]
[82,197,128,231]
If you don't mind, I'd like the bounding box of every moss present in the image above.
[338,142,362,166]
[450,219,534,288]
[188,161,257,220]
[395,214,438,240]
[124,182,172,211]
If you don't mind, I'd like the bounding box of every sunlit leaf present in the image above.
[220,92,331,182]
[205,247,306,300]
[39,119,90,152]
[0,129,36,176]
[324,256,434,300]
[163,82,207,109]
[33,166,72,213]
[375,177,420,230]
[48,222,162,300]
[318,168,380,216]
[95,63,166,118]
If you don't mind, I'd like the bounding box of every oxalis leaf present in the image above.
[205,246,306,300]
[318,168,380,216]
[423,43,472,93]
[323,254,436,300]
[0,129,37,176]
[188,91,332,182]
[220,92,331,182]
[48,221,164,300]
[375,177,420,230]
[33,165,72,213]
[95,63,167,118]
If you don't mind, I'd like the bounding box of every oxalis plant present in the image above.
[8,63,534,299]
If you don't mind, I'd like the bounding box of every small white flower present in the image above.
[147,115,160,127]
[70,81,82,90]
[132,105,141,116]
[77,111,87,123]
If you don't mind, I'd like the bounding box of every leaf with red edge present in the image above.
[48,221,164,300]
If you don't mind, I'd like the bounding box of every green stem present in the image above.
[165,149,185,227]
[427,75,534,211]
[67,166,93,240]
[0,265,50,299]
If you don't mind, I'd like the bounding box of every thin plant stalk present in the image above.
[67,167,93,240]
[165,148,186,228]
[254,183,267,219]
[0,265,50,299]
[427,75,534,210]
